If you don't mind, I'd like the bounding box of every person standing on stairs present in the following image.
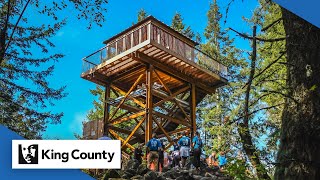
[192,131,203,171]
[146,133,162,171]
[178,131,191,168]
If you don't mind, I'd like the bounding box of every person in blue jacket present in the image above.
[146,133,162,171]
[178,131,190,167]
[192,131,202,170]
[218,151,227,170]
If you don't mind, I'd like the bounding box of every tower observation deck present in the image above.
[81,16,227,151]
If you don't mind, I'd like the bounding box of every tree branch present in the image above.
[261,18,283,32]
[229,103,285,125]
[243,51,286,89]
[4,0,31,53]
[260,90,298,104]
[229,27,287,42]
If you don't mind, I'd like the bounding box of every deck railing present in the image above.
[82,22,228,78]
[150,24,228,78]
[82,23,149,73]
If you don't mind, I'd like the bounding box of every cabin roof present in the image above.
[103,15,199,46]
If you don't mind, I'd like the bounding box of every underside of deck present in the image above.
[81,43,226,94]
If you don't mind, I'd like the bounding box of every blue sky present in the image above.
[23,0,259,139]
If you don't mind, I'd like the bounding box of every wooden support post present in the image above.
[103,84,111,136]
[190,83,197,141]
[145,65,153,144]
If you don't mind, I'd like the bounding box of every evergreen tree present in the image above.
[200,1,250,179]
[249,1,286,175]
[137,9,147,22]
[0,0,108,139]
[171,12,195,39]
[201,0,287,178]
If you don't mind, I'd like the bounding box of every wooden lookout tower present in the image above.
[81,16,227,152]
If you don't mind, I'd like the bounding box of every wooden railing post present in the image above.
[131,31,134,48]
[139,27,142,43]
[123,36,126,51]
[115,40,118,55]
[148,23,151,41]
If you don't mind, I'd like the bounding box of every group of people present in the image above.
[133,131,227,172]
[207,150,227,171]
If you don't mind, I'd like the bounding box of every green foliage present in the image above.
[137,9,148,22]
[247,1,286,174]
[86,86,105,121]
[200,0,286,178]
[0,0,107,139]
[171,12,195,39]
[226,157,255,180]
[199,0,247,155]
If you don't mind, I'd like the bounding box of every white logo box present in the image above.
[12,140,121,169]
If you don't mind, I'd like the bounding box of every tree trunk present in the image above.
[239,25,271,180]
[275,8,320,180]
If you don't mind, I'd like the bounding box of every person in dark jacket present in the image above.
[134,143,144,164]
[172,140,180,168]
[158,140,165,172]
[192,131,202,170]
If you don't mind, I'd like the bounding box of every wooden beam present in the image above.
[103,84,111,136]
[145,65,153,144]
[109,126,144,140]
[109,129,134,150]
[190,83,197,140]
[134,118,145,132]
[153,116,173,144]
[111,111,146,125]
[118,103,141,113]
[108,65,144,82]
[154,70,191,122]
[122,117,145,148]
[153,86,189,107]
[111,85,146,108]
[153,111,190,127]
[112,111,131,121]
[108,74,144,121]
[134,52,216,94]
[111,87,120,97]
